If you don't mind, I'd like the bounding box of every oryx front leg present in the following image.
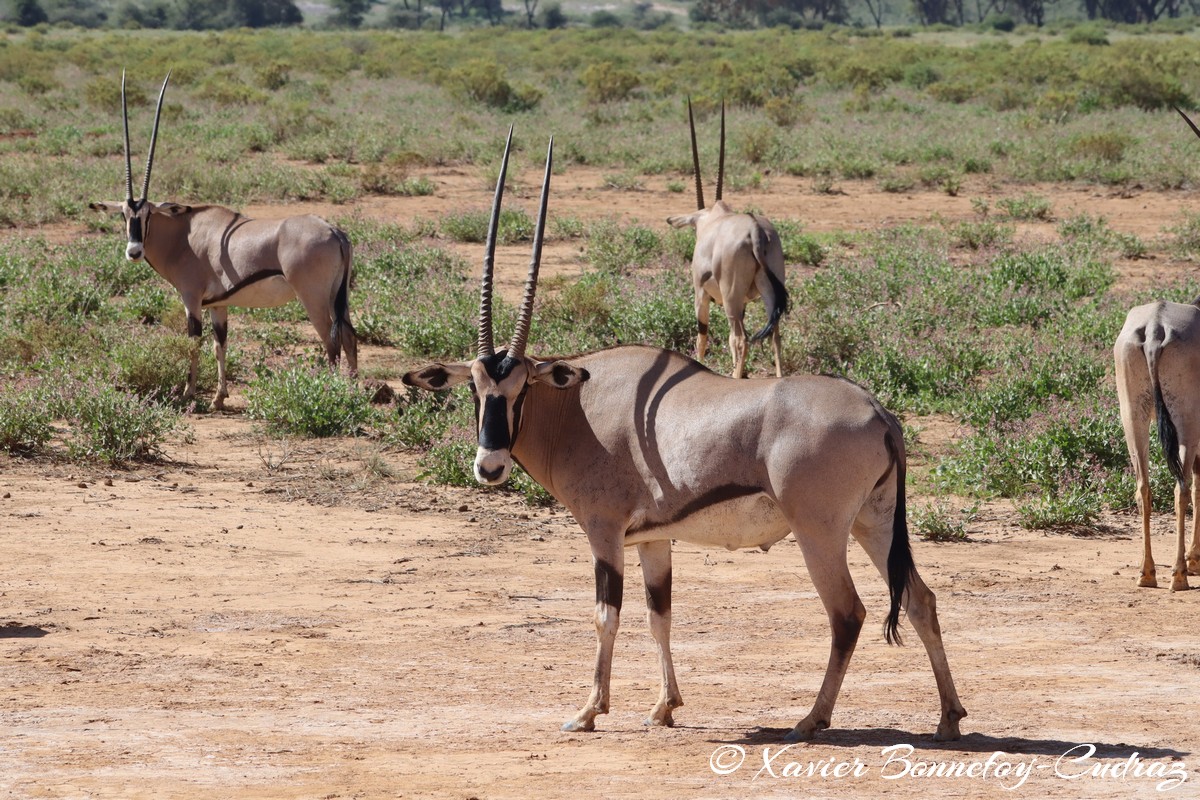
[209,307,229,411]
[564,544,624,733]
[183,301,203,407]
[786,531,864,742]
[638,540,682,727]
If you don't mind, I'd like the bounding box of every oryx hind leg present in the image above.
[1116,352,1156,587]
[1191,463,1200,576]
[295,289,339,367]
[1170,443,1196,592]
[850,506,966,742]
[695,289,711,362]
[785,519,864,742]
[725,298,749,380]
[183,299,203,407]
[637,539,682,727]
[209,307,229,411]
[564,529,625,733]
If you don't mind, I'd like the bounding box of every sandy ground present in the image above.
[4,170,1200,799]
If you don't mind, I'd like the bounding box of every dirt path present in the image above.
[4,176,1200,799]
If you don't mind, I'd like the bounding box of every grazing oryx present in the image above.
[1115,300,1200,592]
[90,73,357,410]
[667,100,788,379]
[403,130,965,742]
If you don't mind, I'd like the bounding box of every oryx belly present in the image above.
[204,274,295,309]
[624,492,790,551]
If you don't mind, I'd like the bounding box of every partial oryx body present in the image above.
[667,101,788,379]
[1115,299,1200,592]
[403,131,965,741]
[89,73,356,410]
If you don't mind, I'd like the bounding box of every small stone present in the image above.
[77,482,88,489]
[458,504,469,513]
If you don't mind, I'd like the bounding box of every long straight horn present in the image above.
[715,98,726,203]
[1174,104,1200,142]
[508,137,553,360]
[479,126,514,359]
[121,69,133,203]
[688,97,705,210]
[140,72,171,201]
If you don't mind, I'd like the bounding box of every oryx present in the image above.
[1114,299,1200,592]
[89,72,357,410]
[667,100,789,379]
[403,130,965,741]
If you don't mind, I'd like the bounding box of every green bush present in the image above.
[245,360,376,437]
[0,379,54,455]
[581,61,640,104]
[63,383,186,465]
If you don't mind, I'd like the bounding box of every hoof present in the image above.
[1170,574,1191,592]
[783,719,826,743]
[935,720,962,742]
[643,713,675,728]
[561,717,596,733]
[1187,559,1200,577]
[1138,574,1158,589]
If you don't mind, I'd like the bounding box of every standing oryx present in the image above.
[667,100,788,379]
[90,72,357,410]
[403,130,965,742]
[1115,298,1200,591]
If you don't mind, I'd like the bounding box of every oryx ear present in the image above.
[667,212,701,229]
[530,360,589,389]
[402,362,473,391]
[89,201,125,215]
[150,201,191,216]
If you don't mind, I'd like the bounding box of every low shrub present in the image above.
[245,360,376,437]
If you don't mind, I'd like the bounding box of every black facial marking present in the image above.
[127,215,143,243]
[202,271,284,306]
[478,395,511,451]
[627,485,762,535]
[595,559,623,610]
[186,315,203,339]
[646,572,671,616]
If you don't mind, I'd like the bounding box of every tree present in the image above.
[328,0,371,26]
[12,0,48,25]
[522,0,536,26]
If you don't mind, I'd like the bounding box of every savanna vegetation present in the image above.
[3,26,1200,535]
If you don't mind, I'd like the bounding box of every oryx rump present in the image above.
[667,100,789,379]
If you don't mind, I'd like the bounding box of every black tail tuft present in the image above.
[883,426,913,646]
[329,230,356,365]
[749,268,789,344]
[1156,381,1185,486]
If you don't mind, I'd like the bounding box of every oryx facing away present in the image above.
[667,100,789,379]
[90,72,357,410]
[1114,299,1200,592]
[403,130,965,741]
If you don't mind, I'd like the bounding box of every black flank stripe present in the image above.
[629,484,762,535]
[202,271,284,307]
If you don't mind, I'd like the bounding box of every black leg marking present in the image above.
[187,314,202,339]
[697,321,709,336]
[212,319,228,348]
[595,559,623,611]
[645,572,671,616]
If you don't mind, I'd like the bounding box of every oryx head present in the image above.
[666,98,730,231]
[402,130,589,486]
[89,71,185,262]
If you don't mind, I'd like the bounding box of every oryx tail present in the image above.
[330,228,355,364]
[1145,327,1185,484]
[884,415,914,646]
[749,251,789,345]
